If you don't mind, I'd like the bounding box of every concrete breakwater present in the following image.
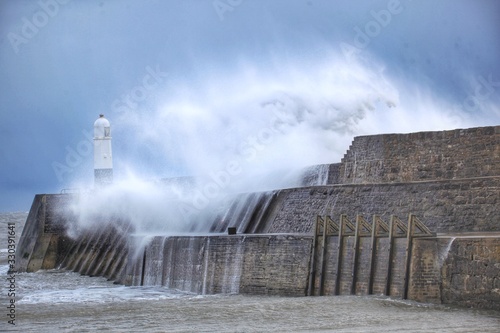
[15,125,500,309]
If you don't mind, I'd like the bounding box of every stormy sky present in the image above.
[1,0,499,212]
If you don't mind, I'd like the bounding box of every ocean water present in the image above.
[1,212,499,332]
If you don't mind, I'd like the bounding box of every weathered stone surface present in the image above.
[266,177,500,234]
[333,126,500,184]
[15,194,76,273]
[408,238,443,304]
[133,234,312,296]
[441,238,500,309]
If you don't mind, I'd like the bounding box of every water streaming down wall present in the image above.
[207,190,281,234]
[60,221,132,283]
[119,177,311,292]
[68,186,292,290]
[126,234,311,295]
[123,192,271,293]
[18,188,287,291]
[438,237,455,266]
[142,236,166,286]
[300,164,330,186]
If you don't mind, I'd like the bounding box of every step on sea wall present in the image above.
[266,177,500,234]
[332,126,500,184]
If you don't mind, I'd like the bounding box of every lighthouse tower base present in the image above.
[94,168,113,187]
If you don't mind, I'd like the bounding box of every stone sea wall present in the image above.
[409,236,500,309]
[265,177,500,234]
[441,237,500,309]
[14,125,500,309]
[330,126,500,184]
[126,234,312,296]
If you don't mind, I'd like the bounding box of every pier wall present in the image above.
[441,237,500,309]
[126,235,312,296]
[15,194,500,309]
[14,125,500,310]
[266,177,500,234]
[330,126,500,184]
[409,236,500,309]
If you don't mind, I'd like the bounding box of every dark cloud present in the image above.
[1,0,499,211]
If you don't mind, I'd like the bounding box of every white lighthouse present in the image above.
[94,114,113,187]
